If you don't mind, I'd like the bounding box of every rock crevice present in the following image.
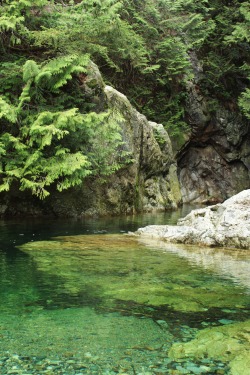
[177,52,250,204]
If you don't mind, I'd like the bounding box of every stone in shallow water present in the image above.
[176,365,190,374]
[218,319,235,325]
[185,364,205,374]
[169,319,250,375]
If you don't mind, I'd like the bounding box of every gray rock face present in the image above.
[0,62,181,217]
[177,52,250,204]
[49,84,181,217]
[135,190,250,249]
[179,143,250,204]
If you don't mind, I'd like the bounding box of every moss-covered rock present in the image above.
[169,320,250,375]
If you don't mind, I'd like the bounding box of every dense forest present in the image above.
[0,0,249,202]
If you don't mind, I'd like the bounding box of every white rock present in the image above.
[135,190,250,249]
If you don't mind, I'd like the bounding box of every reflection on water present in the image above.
[16,234,250,316]
[139,239,250,292]
[0,211,250,375]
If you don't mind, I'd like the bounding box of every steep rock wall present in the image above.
[48,79,181,217]
[177,53,250,204]
[0,63,181,217]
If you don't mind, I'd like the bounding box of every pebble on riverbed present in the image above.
[0,353,230,375]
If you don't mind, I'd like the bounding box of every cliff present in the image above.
[0,62,181,217]
[177,53,250,204]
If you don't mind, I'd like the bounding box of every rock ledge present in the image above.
[135,190,250,249]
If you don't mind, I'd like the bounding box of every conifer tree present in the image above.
[0,1,131,198]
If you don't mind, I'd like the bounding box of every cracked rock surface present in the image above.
[135,189,250,249]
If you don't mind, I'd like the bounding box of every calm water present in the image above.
[0,209,250,375]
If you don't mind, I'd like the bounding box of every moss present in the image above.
[169,320,250,375]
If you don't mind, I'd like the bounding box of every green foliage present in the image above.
[0,0,141,200]
[114,0,200,137]
[23,60,40,83]
[28,0,148,71]
[0,0,250,201]
[239,89,250,119]
[196,0,249,107]
[115,0,249,135]
[0,97,17,123]
[223,2,250,118]
[0,50,128,198]
[0,0,48,54]
[225,2,250,44]
[85,110,132,179]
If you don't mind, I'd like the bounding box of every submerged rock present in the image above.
[135,190,250,249]
[19,234,249,313]
[169,319,250,375]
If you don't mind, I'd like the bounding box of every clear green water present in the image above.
[0,210,250,375]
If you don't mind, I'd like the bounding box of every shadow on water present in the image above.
[0,204,197,250]
[0,208,249,375]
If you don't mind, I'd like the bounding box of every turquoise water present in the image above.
[0,210,250,374]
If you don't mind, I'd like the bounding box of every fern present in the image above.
[17,82,32,111]
[85,109,132,178]
[0,142,6,156]
[19,150,91,199]
[0,56,127,198]
[0,15,24,32]
[28,109,79,149]
[1,132,27,151]
[35,54,90,92]
[225,2,250,43]
[23,60,39,83]
[0,97,17,123]
[0,178,11,192]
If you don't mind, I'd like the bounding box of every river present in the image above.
[0,209,249,374]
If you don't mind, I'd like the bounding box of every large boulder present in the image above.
[0,62,181,217]
[135,189,250,249]
[47,69,182,217]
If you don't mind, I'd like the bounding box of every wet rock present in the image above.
[168,319,250,375]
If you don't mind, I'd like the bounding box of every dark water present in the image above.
[0,209,250,375]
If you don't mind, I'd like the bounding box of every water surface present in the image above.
[0,211,249,374]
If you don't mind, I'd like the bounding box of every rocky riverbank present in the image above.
[134,190,250,249]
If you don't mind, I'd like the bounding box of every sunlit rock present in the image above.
[135,190,250,249]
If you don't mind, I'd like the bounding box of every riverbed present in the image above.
[0,210,249,374]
